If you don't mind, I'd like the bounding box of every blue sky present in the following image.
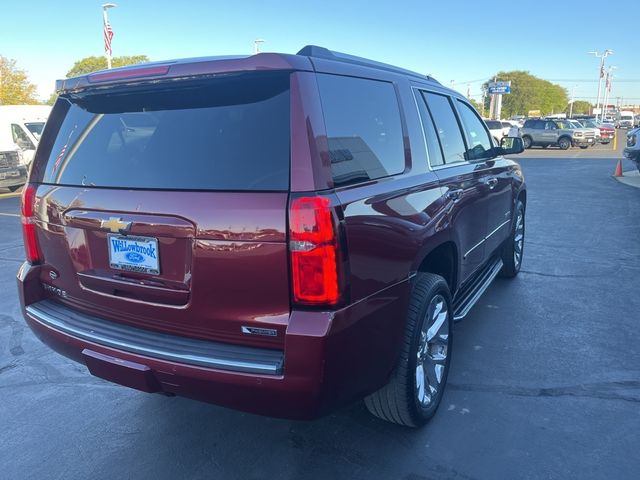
[2,0,638,105]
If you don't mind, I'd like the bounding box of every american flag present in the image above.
[600,64,605,79]
[52,143,67,173]
[104,18,114,56]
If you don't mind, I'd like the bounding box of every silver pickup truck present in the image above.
[0,142,28,192]
[521,119,596,150]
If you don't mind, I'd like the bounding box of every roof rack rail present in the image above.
[296,45,439,84]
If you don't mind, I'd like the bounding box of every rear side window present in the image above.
[422,92,466,164]
[415,91,444,167]
[37,72,290,191]
[316,74,405,187]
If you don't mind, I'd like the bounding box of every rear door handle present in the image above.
[446,188,464,202]
[486,178,498,189]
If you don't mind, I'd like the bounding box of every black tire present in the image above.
[558,137,571,150]
[7,186,21,192]
[364,273,453,427]
[522,136,532,149]
[579,145,588,149]
[500,200,525,277]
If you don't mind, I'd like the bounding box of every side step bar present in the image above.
[453,257,503,322]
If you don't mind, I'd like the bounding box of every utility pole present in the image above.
[102,3,117,69]
[601,66,616,122]
[254,39,265,54]
[588,50,613,117]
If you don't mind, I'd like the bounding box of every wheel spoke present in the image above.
[427,304,447,341]
[416,364,426,404]
[425,362,441,393]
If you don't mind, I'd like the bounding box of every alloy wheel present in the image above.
[514,210,524,268]
[415,294,449,407]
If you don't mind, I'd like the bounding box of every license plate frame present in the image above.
[107,234,160,275]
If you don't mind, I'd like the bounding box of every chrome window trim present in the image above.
[412,86,503,172]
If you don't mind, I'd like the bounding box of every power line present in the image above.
[547,78,640,83]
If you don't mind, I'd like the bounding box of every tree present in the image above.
[483,71,568,118]
[468,98,484,114]
[45,92,58,106]
[567,100,592,116]
[66,55,149,78]
[0,56,39,105]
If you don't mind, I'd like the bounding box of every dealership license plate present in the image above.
[108,234,160,275]
[588,138,593,142]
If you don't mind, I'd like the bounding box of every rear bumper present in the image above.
[17,262,410,419]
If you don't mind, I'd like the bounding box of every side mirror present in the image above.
[499,137,524,155]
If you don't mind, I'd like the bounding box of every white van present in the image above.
[0,105,52,165]
[615,111,635,129]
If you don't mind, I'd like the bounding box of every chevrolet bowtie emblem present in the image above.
[100,217,132,234]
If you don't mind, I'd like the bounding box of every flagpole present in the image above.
[102,3,117,69]
[588,50,612,119]
[601,66,617,122]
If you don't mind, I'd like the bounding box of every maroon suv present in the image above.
[17,46,526,427]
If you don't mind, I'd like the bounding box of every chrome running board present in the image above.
[453,257,503,322]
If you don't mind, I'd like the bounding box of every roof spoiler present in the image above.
[296,45,439,84]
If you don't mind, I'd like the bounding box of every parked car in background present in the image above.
[624,128,640,172]
[0,141,28,191]
[616,111,634,129]
[17,46,527,428]
[569,120,599,146]
[485,119,508,145]
[521,118,596,149]
[576,119,613,144]
[0,105,52,166]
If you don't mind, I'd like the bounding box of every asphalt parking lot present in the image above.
[1,149,639,479]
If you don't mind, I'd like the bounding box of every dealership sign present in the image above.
[488,81,511,94]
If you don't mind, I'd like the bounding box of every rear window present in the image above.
[316,74,405,187]
[485,120,502,129]
[37,72,290,191]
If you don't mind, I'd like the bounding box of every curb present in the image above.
[614,170,640,189]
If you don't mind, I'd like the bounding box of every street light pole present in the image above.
[588,49,613,117]
[568,85,576,118]
[102,3,117,69]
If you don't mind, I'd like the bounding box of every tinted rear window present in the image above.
[316,74,405,187]
[38,72,290,191]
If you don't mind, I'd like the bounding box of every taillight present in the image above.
[289,196,341,306]
[21,184,42,264]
